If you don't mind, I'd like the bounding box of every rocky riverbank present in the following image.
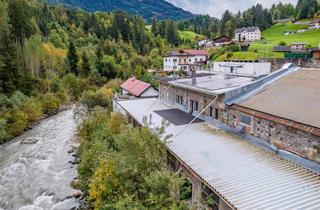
[0,108,80,210]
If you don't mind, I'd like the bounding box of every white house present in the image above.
[212,61,271,77]
[309,20,320,29]
[234,26,261,42]
[163,49,208,72]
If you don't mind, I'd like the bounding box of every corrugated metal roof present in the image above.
[120,77,151,97]
[273,45,291,52]
[239,68,320,128]
[115,98,320,210]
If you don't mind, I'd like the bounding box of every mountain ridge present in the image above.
[47,0,194,20]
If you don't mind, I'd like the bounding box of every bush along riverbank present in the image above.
[73,85,191,210]
[0,74,86,144]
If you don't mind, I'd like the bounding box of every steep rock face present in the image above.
[47,0,194,20]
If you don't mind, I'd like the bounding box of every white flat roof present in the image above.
[169,74,254,95]
[116,98,320,210]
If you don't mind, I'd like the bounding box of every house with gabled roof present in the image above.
[120,77,158,98]
[163,49,208,72]
[234,26,261,42]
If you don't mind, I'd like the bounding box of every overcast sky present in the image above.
[166,0,298,17]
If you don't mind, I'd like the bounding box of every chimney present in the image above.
[191,65,197,85]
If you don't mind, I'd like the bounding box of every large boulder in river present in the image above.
[20,137,39,144]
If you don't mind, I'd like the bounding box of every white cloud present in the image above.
[166,0,298,17]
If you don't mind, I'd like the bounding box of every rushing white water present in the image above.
[0,109,79,210]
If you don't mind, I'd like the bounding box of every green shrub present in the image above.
[80,87,113,111]
[0,94,11,110]
[278,41,287,46]
[50,78,67,102]
[4,108,28,138]
[10,91,28,108]
[0,118,7,143]
[40,93,60,114]
[64,73,81,100]
[20,98,43,123]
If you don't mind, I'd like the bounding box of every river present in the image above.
[0,108,79,210]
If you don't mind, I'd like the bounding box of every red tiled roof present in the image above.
[183,49,208,56]
[120,77,151,97]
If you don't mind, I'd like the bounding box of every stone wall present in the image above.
[228,108,320,164]
[252,116,320,163]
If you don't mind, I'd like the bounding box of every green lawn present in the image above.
[178,30,205,41]
[215,52,258,61]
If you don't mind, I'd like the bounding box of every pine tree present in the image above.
[81,52,91,77]
[0,28,24,94]
[165,20,179,46]
[67,40,79,76]
[0,1,24,95]
[151,16,158,36]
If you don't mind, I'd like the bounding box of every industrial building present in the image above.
[113,63,320,210]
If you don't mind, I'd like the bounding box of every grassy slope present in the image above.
[259,21,319,46]
[215,52,258,61]
[178,30,205,41]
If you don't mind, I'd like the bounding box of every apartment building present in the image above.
[163,49,208,72]
[234,26,261,42]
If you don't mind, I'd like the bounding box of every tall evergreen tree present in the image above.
[81,52,91,77]
[0,0,24,94]
[151,16,158,36]
[165,20,179,46]
[67,40,79,76]
[7,0,35,67]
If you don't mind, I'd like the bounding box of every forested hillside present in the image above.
[47,0,194,21]
[0,0,189,144]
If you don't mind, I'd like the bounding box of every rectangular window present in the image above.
[209,107,219,119]
[239,114,252,126]
[189,59,191,62]
[176,95,180,103]
[173,59,177,62]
